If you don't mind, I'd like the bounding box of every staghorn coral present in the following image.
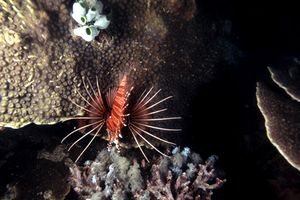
[0,0,224,129]
[69,146,225,200]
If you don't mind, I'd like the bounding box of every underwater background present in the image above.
[1,0,300,199]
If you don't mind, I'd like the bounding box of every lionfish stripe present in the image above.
[96,76,101,96]
[115,95,125,103]
[129,126,150,162]
[140,87,153,102]
[67,116,103,120]
[96,76,106,109]
[82,77,99,109]
[75,88,99,112]
[110,112,122,124]
[75,123,104,162]
[131,123,176,145]
[111,106,124,116]
[131,126,170,158]
[110,108,119,117]
[143,96,173,112]
[116,85,125,91]
[133,116,181,122]
[134,122,182,131]
[106,88,117,108]
[133,87,153,110]
[136,108,168,117]
[112,101,125,110]
[61,120,102,143]
[141,89,161,108]
[137,89,147,102]
[69,98,99,116]
[68,122,104,151]
[106,75,129,135]
[86,78,98,99]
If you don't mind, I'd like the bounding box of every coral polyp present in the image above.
[62,75,181,162]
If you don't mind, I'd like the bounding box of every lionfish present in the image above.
[61,75,181,162]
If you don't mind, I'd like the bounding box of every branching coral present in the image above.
[69,147,225,200]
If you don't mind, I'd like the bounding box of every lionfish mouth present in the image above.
[61,75,181,162]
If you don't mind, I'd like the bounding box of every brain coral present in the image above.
[0,0,223,129]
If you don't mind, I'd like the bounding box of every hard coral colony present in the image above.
[62,74,181,162]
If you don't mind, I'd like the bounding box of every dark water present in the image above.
[189,0,300,199]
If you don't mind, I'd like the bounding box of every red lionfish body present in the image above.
[62,75,181,162]
[106,75,131,149]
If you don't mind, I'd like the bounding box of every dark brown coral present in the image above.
[0,0,223,129]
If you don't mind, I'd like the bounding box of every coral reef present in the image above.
[69,147,225,200]
[256,58,300,171]
[0,0,227,129]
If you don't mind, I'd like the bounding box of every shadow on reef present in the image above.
[0,124,71,199]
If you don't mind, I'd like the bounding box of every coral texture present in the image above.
[0,0,224,129]
[256,58,300,171]
[268,59,300,102]
[257,83,300,171]
[69,147,225,200]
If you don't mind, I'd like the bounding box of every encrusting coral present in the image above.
[69,146,225,200]
[0,0,227,129]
